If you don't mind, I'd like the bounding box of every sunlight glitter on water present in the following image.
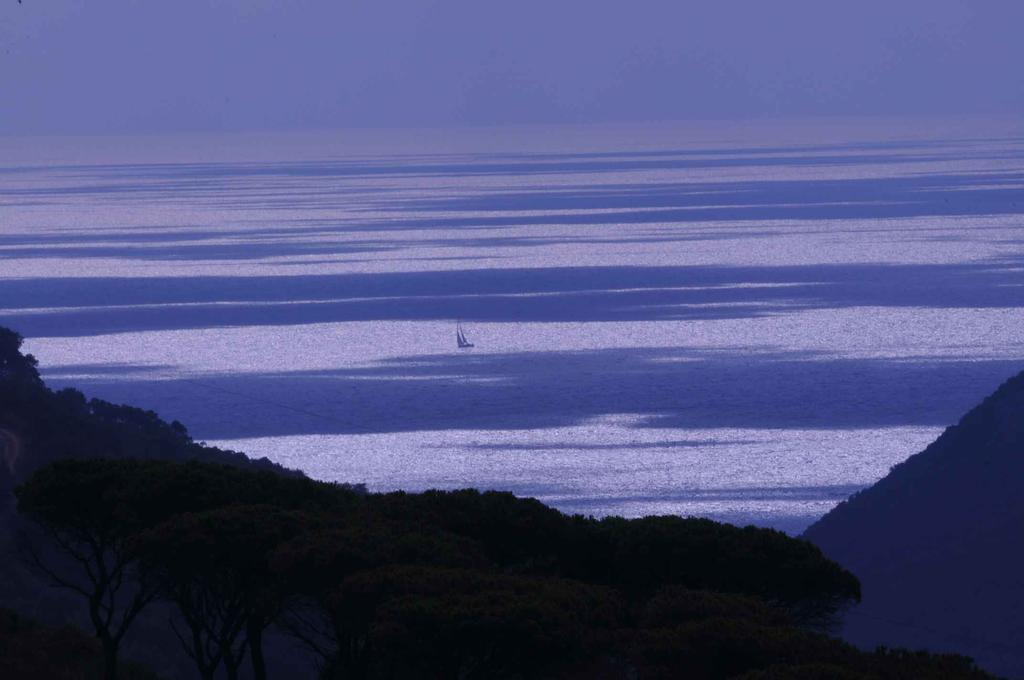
[4,118,1024,533]
[205,423,942,534]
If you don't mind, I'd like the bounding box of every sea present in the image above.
[2,117,1022,534]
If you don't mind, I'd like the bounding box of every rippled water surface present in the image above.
[3,119,1023,532]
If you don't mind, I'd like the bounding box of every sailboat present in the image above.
[456,321,474,349]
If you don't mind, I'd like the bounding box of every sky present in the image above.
[0,0,1022,135]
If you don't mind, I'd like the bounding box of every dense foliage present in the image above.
[15,458,997,680]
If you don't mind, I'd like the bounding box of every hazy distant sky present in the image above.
[1,0,1022,134]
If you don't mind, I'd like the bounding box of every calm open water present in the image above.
[2,118,1023,533]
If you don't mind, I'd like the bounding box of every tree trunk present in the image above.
[89,596,118,680]
[248,622,268,680]
[183,621,217,680]
[224,645,244,680]
[101,636,119,680]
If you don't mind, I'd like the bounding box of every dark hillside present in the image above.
[0,326,307,610]
[804,368,1024,677]
[0,327,297,493]
[0,327,322,677]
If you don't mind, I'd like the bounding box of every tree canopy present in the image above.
[11,457,996,680]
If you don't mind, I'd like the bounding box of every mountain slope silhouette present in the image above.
[804,368,1024,678]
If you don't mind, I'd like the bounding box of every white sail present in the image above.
[456,322,473,348]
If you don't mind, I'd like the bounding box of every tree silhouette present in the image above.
[10,454,996,680]
[271,517,489,676]
[328,566,623,680]
[15,462,162,680]
[134,505,308,680]
[0,327,40,386]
